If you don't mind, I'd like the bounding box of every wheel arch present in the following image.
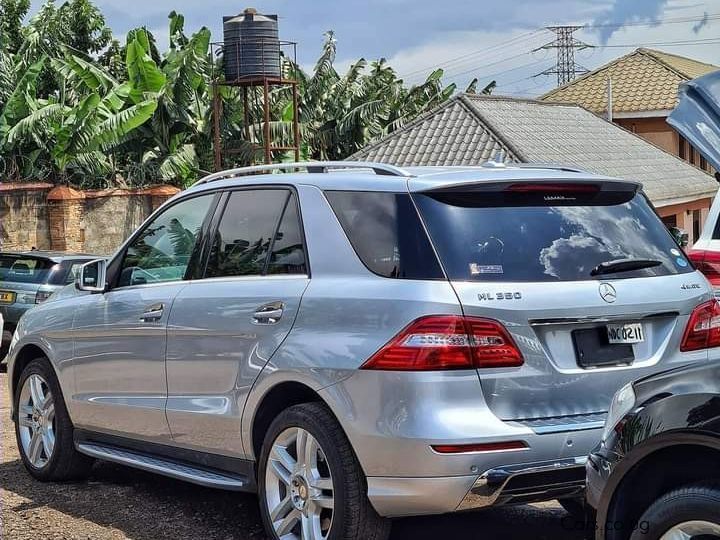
[604,437,720,540]
[11,343,52,405]
[250,380,329,462]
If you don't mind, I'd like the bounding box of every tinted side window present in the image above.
[326,191,444,279]
[267,193,307,275]
[118,194,214,287]
[205,189,289,278]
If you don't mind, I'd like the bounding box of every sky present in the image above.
[28,0,720,97]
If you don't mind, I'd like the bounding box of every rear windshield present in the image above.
[413,189,693,282]
[0,256,57,284]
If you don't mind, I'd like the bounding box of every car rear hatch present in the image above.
[0,254,59,307]
[411,178,710,425]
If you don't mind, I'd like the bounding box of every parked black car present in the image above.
[586,359,720,540]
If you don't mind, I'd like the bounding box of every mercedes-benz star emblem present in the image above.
[599,283,617,304]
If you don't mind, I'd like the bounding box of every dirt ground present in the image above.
[0,371,589,539]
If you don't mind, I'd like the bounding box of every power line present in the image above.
[597,37,720,48]
[401,11,716,82]
[399,30,544,80]
[533,26,593,85]
[583,12,720,29]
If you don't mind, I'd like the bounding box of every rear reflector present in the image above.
[687,249,720,287]
[681,299,720,352]
[361,315,524,371]
[432,441,528,454]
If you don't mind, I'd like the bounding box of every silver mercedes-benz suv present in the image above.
[7,161,719,540]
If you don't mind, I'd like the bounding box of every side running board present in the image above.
[76,442,249,491]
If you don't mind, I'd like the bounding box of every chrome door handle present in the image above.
[252,302,284,324]
[140,302,164,322]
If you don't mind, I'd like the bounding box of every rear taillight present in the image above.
[687,249,720,287]
[681,299,720,352]
[35,290,53,304]
[361,315,524,371]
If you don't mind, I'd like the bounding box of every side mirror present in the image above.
[76,259,107,293]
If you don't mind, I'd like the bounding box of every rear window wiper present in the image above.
[590,258,663,276]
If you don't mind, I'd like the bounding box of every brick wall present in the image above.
[0,183,180,255]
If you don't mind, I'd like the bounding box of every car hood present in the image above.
[667,69,720,174]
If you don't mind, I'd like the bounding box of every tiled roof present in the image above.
[539,48,719,114]
[352,94,717,206]
[353,98,519,166]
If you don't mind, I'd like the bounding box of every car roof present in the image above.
[0,250,100,262]
[182,161,640,197]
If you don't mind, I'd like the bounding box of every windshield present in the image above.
[414,190,693,282]
[0,256,58,284]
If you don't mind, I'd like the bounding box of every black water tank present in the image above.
[223,8,281,81]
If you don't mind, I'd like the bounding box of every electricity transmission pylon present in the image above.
[534,26,593,86]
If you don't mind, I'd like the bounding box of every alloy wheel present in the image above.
[17,374,56,468]
[660,520,720,539]
[265,427,334,540]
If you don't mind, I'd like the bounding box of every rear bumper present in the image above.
[367,456,587,517]
[457,456,586,509]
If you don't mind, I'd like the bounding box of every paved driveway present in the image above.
[0,371,590,539]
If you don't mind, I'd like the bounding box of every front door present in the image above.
[166,188,309,457]
[71,193,216,441]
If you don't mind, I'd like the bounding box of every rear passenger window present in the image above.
[267,194,307,275]
[205,189,306,278]
[326,191,444,279]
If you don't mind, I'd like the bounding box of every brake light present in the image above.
[687,249,720,287]
[506,183,599,193]
[680,299,720,352]
[361,315,524,371]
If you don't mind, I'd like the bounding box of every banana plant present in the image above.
[5,35,159,185]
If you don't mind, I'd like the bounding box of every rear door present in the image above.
[166,187,309,457]
[413,180,710,425]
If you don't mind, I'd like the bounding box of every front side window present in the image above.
[205,189,299,278]
[118,194,214,287]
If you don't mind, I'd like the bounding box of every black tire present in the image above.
[258,402,391,540]
[14,357,94,481]
[629,482,720,540]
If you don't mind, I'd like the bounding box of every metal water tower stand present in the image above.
[211,38,301,169]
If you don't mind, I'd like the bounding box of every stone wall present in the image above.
[0,183,53,251]
[0,183,180,255]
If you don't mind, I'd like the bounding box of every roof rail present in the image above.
[192,161,412,187]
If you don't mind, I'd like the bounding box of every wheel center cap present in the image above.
[290,476,310,510]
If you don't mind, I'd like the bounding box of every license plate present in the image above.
[607,322,644,344]
[0,291,16,304]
